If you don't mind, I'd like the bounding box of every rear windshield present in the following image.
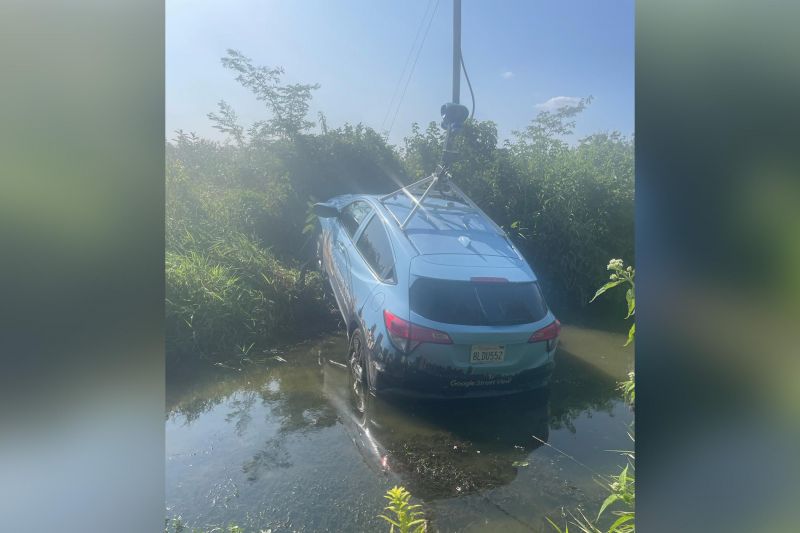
[410,279,548,326]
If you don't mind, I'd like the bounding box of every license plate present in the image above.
[470,344,505,364]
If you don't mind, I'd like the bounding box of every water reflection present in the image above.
[167,332,626,492]
[225,391,257,436]
[548,346,621,433]
[320,353,551,500]
[165,328,633,531]
[241,435,292,480]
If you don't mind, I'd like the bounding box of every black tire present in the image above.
[348,329,370,412]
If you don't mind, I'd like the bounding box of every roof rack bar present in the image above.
[445,178,506,236]
[380,174,436,202]
[384,202,404,228]
[400,174,439,230]
[379,164,506,237]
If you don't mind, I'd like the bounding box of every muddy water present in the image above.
[166,324,634,532]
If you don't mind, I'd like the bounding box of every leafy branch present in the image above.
[379,486,427,533]
[591,258,635,346]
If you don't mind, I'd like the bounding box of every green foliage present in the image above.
[546,429,635,533]
[169,118,405,257]
[597,463,635,523]
[548,512,596,533]
[546,517,569,533]
[165,243,329,361]
[548,504,634,533]
[220,49,320,139]
[208,100,245,146]
[591,259,635,346]
[379,486,427,533]
[618,371,635,406]
[166,139,334,364]
[165,516,187,533]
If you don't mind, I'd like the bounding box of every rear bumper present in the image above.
[371,359,554,399]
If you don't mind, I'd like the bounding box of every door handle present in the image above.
[336,241,346,253]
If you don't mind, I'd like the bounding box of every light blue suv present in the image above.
[314,178,560,398]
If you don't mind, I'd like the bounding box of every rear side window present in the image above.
[340,201,372,238]
[356,216,396,282]
[410,279,547,325]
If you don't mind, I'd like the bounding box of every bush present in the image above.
[166,152,333,364]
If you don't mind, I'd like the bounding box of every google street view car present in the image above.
[314,172,560,398]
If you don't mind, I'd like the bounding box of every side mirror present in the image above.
[312,202,339,218]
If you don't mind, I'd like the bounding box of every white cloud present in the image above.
[501,71,514,79]
[535,96,582,111]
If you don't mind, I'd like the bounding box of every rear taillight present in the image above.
[529,319,561,350]
[383,310,452,353]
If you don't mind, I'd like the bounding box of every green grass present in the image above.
[165,153,336,365]
[165,216,333,364]
[165,240,331,364]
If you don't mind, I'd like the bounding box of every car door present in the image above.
[351,212,397,327]
[331,200,373,322]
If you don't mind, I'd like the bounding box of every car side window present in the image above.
[339,201,372,238]
[356,216,396,282]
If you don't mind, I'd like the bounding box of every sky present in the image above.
[166,0,634,146]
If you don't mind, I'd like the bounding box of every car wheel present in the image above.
[349,329,370,412]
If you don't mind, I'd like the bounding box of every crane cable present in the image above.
[460,48,475,119]
[380,0,436,134]
[385,0,440,139]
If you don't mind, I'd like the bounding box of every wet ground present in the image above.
[166,324,634,532]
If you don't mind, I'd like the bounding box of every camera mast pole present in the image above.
[381,0,482,232]
[452,0,461,105]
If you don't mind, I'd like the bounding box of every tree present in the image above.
[511,96,593,157]
[221,49,319,139]
[208,100,245,147]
